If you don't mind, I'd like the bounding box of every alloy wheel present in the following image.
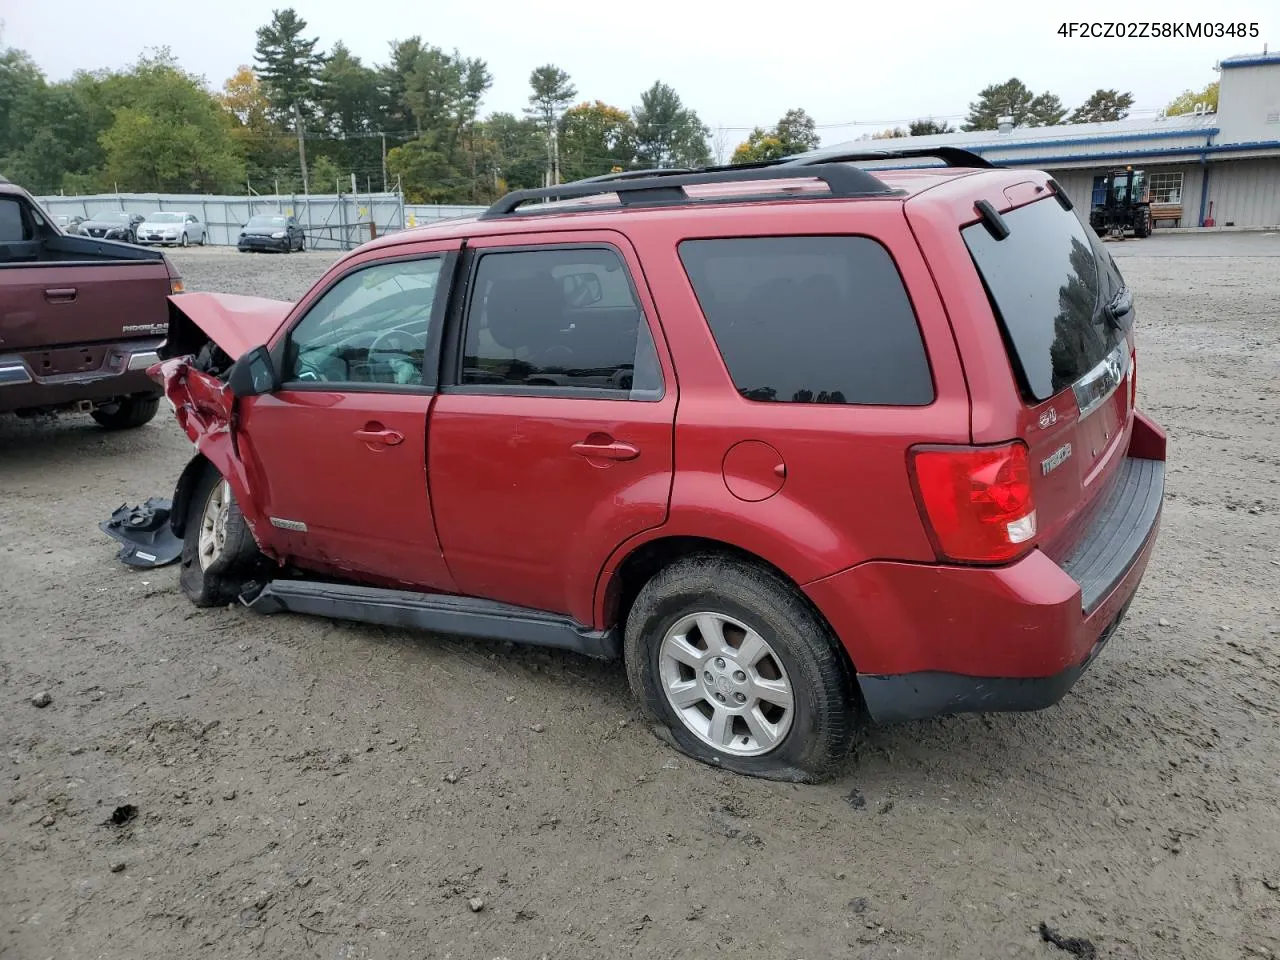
[197,479,232,571]
[658,611,795,756]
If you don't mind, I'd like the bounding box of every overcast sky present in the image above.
[3,0,1273,146]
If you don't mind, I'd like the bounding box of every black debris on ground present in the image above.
[1039,920,1098,959]
[846,788,866,810]
[106,804,138,827]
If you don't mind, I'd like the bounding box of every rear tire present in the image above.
[179,466,260,607]
[624,555,858,782]
[91,394,160,430]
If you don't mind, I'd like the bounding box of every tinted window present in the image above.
[461,247,662,399]
[963,197,1127,401]
[678,237,933,405]
[286,258,441,386]
[0,198,29,242]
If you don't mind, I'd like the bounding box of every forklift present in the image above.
[1089,166,1152,239]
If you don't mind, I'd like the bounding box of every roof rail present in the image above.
[481,163,899,219]
[570,167,695,183]
[786,147,994,169]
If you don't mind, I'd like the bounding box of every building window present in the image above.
[1147,172,1183,204]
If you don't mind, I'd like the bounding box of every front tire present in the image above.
[91,394,160,430]
[179,466,260,607]
[624,555,858,782]
[180,232,189,247]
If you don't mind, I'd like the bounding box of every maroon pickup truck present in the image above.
[0,176,183,429]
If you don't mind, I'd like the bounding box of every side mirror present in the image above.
[227,345,278,398]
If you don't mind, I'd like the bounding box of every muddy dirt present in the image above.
[2,240,1278,959]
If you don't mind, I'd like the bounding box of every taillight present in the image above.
[170,277,185,294]
[909,442,1037,564]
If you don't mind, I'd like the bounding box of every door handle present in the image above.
[44,288,77,303]
[354,427,404,446]
[571,439,640,461]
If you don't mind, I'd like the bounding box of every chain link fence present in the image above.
[34,192,486,249]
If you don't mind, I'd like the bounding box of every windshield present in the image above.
[248,216,287,227]
[963,197,1129,402]
[148,212,183,223]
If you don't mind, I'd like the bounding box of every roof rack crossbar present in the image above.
[482,163,898,218]
[785,146,994,169]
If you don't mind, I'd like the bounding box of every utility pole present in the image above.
[381,133,388,193]
[552,128,561,186]
[294,101,309,195]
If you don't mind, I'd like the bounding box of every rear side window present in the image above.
[963,197,1127,402]
[0,198,31,243]
[461,247,663,400]
[678,237,934,406]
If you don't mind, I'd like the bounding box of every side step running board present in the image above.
[243,579,621,660]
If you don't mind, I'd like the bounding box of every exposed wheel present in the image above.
[199,232,206,246]
[90,394,160,430]
[624,555,858,782]
[1134,212,1151,238]
[180,232,189,247]
[179,466,260,607]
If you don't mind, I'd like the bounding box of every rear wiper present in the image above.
[1103,286,1133,329]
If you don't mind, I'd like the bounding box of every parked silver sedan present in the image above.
[137,211,207,247]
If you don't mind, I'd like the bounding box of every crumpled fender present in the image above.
[153,357,277,559]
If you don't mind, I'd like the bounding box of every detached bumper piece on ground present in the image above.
[100,498,184,568]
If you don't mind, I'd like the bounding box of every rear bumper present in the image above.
[805,412,1166,723]
[0,342,163,413]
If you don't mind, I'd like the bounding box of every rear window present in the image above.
[963,198,1127,402]
[678,237,934,406]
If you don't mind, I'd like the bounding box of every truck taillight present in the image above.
[909,442,1037,564]
[170,278,185,294]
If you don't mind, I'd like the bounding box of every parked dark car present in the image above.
[79,210,144,244]
[152,149,1165,781]
[237,214,305,253]
[1,178,184,427]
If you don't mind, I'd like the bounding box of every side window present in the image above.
[460,247,662,399]
[0,198,32,243]
[678,236,933,406]
[285,258,442,387]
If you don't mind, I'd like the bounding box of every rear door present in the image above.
[427,231,676,624]
[958,195,1134,559]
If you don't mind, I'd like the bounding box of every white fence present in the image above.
[35,192,486,250]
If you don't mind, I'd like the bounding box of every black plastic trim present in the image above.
[859,598,1132,724]
[1062,457,1164,614]
[482,162,898,218]
[245,579,621,660]
[1047,178,1074,210]
[785,146,994,169]
[974,199,1011,240]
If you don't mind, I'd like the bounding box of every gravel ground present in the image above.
[2,239,1278,960]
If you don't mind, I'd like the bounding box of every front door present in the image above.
[428,233,677,622]
[240,243,459,591]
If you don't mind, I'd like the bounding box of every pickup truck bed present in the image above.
[1,178,181,428]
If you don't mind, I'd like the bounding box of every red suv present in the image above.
[151,148,1165,781]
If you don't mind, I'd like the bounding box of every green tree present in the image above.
[386,134,462,203]
[310,154,341,190]
[98,52,244,192]
[909,118,954,136]
[1165,81,1218,115]
[220,65,296,191]
[314,42,384,178]
[633,81,709,168]
[253,8,325,124]
[1067,89,1135,124]
[525,64,576,183]
[731,127,785,164]
[964,78,1063,130]
[774,108,820,153]
[380,36,424,132]
[481,112,544,192]
[0,45,44,162]
[558,101,635,180]
[1028,92,1067,126]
